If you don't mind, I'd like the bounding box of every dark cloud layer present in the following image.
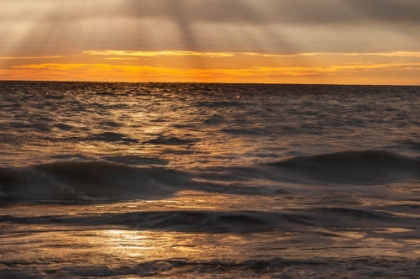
[0,0,419,57]
[118,0,420,25]
[2,0,420,25]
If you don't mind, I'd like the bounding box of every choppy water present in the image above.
[1,81,420,278]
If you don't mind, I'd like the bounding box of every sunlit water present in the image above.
[1,81,420,278]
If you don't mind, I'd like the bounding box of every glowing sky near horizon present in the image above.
[1,0,419,84]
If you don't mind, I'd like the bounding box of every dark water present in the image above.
[0,81,419,278]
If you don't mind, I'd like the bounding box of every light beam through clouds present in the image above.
[0,0,419,84]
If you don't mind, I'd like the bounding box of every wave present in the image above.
[65,258,420,278]
[1,207,415,233]
[203,114,224,125]
[4,257,419,278]
[0,161,192,202]
[86,132,138,143]
[3,256,418,278]
[145,136,197,145]
[0,161,268,203]
[195,100,243,108]
[103,155,167,165]
[266,150,420,185]
[1,150,418,203]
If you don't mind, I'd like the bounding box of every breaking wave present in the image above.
[1,150,419,203]
[0,161,266,203]
[0,161,192,202]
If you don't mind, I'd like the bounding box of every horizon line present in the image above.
[0,79,419,87]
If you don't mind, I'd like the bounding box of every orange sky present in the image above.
[1,0,420,85]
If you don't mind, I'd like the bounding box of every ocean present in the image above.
[0,81,419,278]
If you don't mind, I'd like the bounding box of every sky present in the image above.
[0,0,419,84]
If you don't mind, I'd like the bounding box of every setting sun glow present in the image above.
[1,0,419,85]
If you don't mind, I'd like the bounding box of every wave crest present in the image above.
[0,161,191,202]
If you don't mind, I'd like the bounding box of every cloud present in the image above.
[7,60,420,85]
[2,0,420,25]
[0,55,62,60]
[83,50,234,57]
[0,1,419,59]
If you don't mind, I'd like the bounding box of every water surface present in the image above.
[1,82,419,277]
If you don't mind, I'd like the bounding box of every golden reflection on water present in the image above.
[103,230,152,258]
[374,228,414,234]
[95,229,233,262]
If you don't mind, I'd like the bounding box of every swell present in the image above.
[1,150,418,202]
[0,161,193,202]
[1,207,415,233]
[0,161,266,203]
[266,150,420,185]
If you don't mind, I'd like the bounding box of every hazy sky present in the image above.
[1,0,419,84]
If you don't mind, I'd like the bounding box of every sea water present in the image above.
[0,81,419,278]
